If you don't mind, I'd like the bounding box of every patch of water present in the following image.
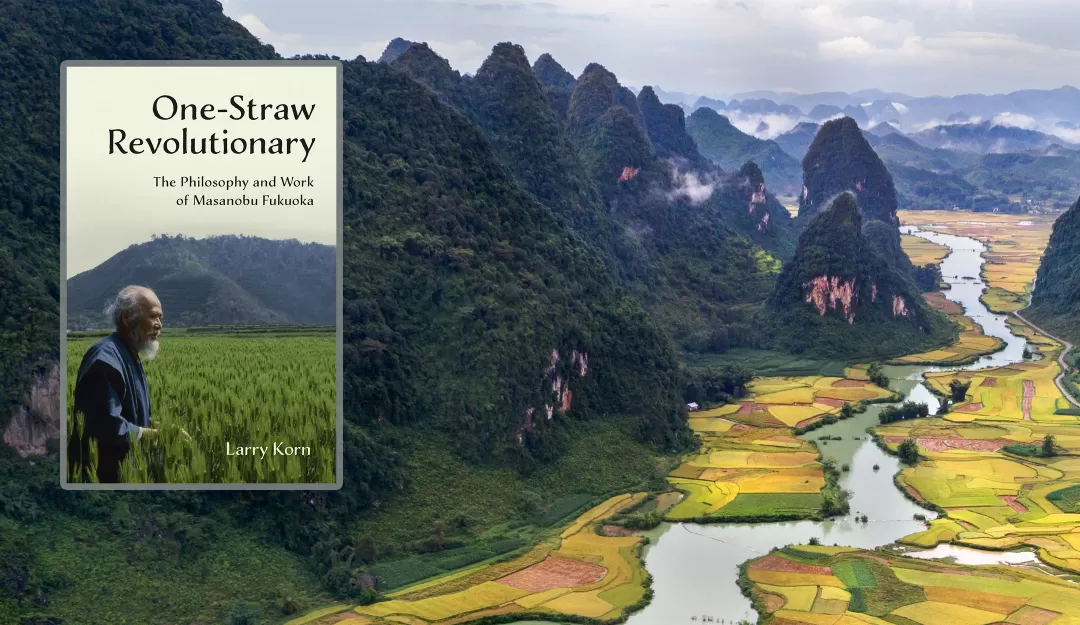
[901,543,1038,565]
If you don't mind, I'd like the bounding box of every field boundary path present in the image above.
[1014,307,1080,408]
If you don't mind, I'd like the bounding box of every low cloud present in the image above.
[1049,127,1080,145]
[666,162,720,204]
[723,110,802,139]
[911,116,983,132]
[990,112,1038,130]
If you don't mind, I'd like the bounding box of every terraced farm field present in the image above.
[877,414,1080,573]
[922,319,1074,423]
[901,233,951,266]
[743,546,1080,625]
[888,292,1005,366]
[665,376,894,522]
[292,494,652,625]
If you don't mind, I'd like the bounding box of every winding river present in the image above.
[455,227,1041,625]
[617,226,1039,624]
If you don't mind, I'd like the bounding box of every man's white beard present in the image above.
[129,329,160,361]
[139,339,160,361]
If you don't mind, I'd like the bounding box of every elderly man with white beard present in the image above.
[68,285,163,483]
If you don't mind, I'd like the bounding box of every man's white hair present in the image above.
[105,285,147,330]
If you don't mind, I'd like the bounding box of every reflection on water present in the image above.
[625,227,1035,624]
[901,543,1038,565]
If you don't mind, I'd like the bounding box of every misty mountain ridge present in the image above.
[907,120,1080,154]
[645,83,1080,150]
[67,234,335,330]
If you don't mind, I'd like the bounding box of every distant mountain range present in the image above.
[67,235,335,330]
[906,121,1079,154]
[646,85,1080,148]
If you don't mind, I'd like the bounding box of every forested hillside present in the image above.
[387,45,793,353]
[769,193,955,357]
[685,107,802,195]
[1029,197,1080,344]
[67,235,336,328]
[798,117,914,276]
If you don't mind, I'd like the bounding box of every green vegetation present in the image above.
[1043,433,1058,457]
[708,493,825,519]
[898,437,920,465]
[888,160,978,211]
[685,107,802,194]
[344,416,671,569]
[878,401,930,425]
[66,330,336,484]
[868,362,890,389]
[820,458,851,517]
[1029,195,1080,345]
[391,49,793,355]
[67,235,335,330]
[868,127,1080,211]
[1003,443,1040,457]
[0,502,329,625]
[532,52,576,120]
[797,117,912,275]
[950,379,973,402]
[1046,484,1080,513]
[683,363,754,406]
[682,349,850,377]
[638,86,711,170]
[768,193,956,358]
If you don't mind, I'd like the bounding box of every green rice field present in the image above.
[65,326,336,484]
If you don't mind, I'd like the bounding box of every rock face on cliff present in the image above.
[2,363,60,457]
[1029,196,1080,343]
[797,117,913,274]
[769,193,953,357]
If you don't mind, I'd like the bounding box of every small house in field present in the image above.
[686,402,700,412]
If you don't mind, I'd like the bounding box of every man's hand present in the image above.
[140,427,159,439]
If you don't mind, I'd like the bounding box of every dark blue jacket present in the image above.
[73,333,151,453]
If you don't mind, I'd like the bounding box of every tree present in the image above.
[898,437,920,465]
[937,397,951,415]
[840,402,855,420]
[949,379,971,402]
[878,401,929,424]
[867,363,890,389]
[1043,433,1057,457]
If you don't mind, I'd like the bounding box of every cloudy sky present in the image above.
[219,0,1080,98]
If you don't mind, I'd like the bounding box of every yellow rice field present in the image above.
[901,234,951,266]
[666,375,893,521]
[888,292,1005,366]
[295,493,652,625]
[878,410,1080,572]
[922,327,1072,423]
[743,547,1080,625]
[897,211,1056,314]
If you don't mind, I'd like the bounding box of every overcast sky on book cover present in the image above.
[219,0,1080,98]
